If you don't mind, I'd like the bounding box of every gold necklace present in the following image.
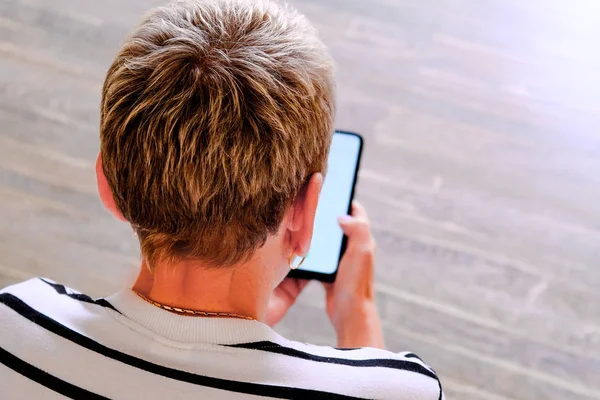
[133,291,255,320]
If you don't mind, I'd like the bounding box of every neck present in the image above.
[134,256,278,322]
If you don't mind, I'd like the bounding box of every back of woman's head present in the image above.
[100,0,336,268]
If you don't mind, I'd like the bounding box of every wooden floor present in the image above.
[1,0,599,398]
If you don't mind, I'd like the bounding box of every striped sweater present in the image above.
[0,278,444,399]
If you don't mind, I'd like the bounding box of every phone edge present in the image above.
[288,130,364,283]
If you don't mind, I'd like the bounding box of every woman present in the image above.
[0,0,443,398]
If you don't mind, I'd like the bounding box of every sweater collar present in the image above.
[106,289,283,345]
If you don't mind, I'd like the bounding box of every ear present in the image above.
[288,173,323,257]
[96,153,127,222]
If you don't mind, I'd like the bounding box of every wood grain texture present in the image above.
[1,0,599,398]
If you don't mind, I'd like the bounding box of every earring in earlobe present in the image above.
[288,251,306,270]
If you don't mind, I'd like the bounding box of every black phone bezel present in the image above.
[288,130,364,283]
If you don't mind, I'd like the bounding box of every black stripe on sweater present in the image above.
[0,293,364,400]
[403,353,424,362]
[39,278,120,313]
[0,346,109,399]
[227,341,439,381]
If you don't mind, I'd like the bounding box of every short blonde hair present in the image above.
[100,0,335,267]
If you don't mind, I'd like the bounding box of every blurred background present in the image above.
[1,0,600,398]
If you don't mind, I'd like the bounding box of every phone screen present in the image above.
[295,131,362,278]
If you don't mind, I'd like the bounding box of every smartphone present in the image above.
[288,130,363,282]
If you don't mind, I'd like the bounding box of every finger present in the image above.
[281,277,310,291]
[350,200,369,221]
[321,281,334,295]
[279,278,310,299]
[337,214,370,242]
[295,279,310,292]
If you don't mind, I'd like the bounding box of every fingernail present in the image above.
[338,215,352,223]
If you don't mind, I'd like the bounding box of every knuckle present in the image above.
[359,242,376,258]
[362,241,376,256]
[356,219,370,230]
[346,236,376,255]
[362,248,375,264]
[367,243,377,256]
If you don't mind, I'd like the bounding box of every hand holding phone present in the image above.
[269,202,384,349]
[323,201,384,349]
